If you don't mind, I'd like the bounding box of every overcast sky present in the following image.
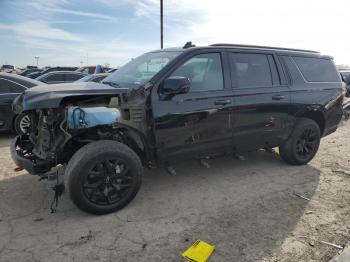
[0,0,349,67]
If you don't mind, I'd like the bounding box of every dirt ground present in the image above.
[0,122,349,262]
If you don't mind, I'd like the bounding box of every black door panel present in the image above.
[152,52,233,160]
[153,90,234,158]
[228,52,292,151]
[231,87,291,151]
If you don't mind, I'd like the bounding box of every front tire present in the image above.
[279,118,321,165]
[65,140,143,215]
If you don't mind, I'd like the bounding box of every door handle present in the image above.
[214,99,232,106]
[272,95,285,100]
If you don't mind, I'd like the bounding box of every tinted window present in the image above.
[170,53,224,92]
[293,57,340,82]
[230,53,273,88]
[104,51,181,87]
[0,79,12,93]
[340,72,350,82]
[45,73,65,82]
[66,73,84,82]
[0,78,25,93]
[9,82,25,93]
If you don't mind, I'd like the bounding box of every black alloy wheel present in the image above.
[295,128,318,160]
[279,118,321,165]
[65,140,143,215]
[82,159,134,206]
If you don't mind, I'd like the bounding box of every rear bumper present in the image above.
[10,135,36,175]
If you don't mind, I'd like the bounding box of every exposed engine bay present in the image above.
[13,90,154,178]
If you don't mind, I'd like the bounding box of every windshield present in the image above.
[2,65,14,69]
[102,51,182,88]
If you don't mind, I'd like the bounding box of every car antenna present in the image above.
[183,41,195,49]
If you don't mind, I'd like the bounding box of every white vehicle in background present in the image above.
[0,65,15,73]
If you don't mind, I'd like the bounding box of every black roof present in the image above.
[154,43,330,58]
[0,72,44,88]
[210,43,319,54]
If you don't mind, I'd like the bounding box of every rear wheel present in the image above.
[65,140,143,215]
[14,113,30,135]
[279,118,321,165]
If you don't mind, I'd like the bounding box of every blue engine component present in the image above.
[67,106,120,129]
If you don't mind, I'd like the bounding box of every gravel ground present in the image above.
[0,121,349,262]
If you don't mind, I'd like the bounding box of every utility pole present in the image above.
[34,56,39,67]
[160,0,163,49]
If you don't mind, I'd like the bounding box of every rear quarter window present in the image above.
[292,56,340,82]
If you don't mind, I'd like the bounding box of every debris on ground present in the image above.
[199,158,210,168]
[182,240,215,262]
[320,241,343,250]
[293,192,311,201]
[305,211,313,215]
[297,236,344,250]
[166,165,176,176]
[233,153,246,161]
[332,168,350,176]
[34,218,44,222]
[79,230,93,243]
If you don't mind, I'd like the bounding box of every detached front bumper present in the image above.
[11,135,37,175]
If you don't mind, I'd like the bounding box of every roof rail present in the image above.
[210,43,319,53]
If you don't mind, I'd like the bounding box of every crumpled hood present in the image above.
[14,82,129,112]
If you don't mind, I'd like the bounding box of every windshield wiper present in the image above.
[103,81,121,88]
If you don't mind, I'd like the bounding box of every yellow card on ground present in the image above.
[182,239,215,262]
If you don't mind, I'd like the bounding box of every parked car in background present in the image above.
[0,65,15,73]
[27,66,78,79]
[26,65,38,70]
[339,71,350,97]
[75,73,108,83]
[76,66,97,74]
[77,65,109,74]
[20,68,42,77]
[0,72,45,134]
[11,43,344,214]
[36,71,86,84]
[340,71,350,81]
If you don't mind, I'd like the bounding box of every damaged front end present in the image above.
[11,82,153,179]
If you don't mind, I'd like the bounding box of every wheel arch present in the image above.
[296,107,326,135]
[62,125,156,167]
[11,113,18,131]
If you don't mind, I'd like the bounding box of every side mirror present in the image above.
[160,76,190,100]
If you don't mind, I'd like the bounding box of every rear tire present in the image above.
[279,118,320,165]
[65,140,143,215]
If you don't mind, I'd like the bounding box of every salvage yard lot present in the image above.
[0,122,349,262]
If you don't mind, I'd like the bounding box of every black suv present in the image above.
[11,43,344,214]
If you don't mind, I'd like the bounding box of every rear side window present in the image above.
[0,79,24,93]
[46,73,65,82]
[0,79,12,93]
[292,57,340,82]
[230,53,277,88]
